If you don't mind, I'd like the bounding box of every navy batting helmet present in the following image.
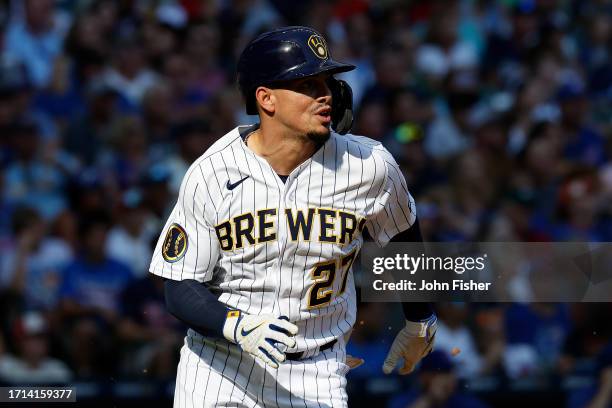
[237,26,356,122]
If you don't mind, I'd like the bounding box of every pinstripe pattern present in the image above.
[149,126,415,407]
[174,335,349,407]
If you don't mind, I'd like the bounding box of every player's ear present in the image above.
[255,86,276,114]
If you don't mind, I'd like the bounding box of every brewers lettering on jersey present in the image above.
[149,26,430,408]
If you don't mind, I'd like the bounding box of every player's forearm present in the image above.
[164,279,229,339]
[402,302,434,321]
[389,218,434,321]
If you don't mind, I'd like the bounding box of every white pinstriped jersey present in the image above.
[149,124,416,353]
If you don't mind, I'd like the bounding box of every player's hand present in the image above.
[223,312,298,368]
[382,314,437,375]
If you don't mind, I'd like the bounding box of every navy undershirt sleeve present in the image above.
[164,279,229,339]
[390,216,423,243]
[389,218,434,321]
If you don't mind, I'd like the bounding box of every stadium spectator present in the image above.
[434,303,503,379]
[424,71,480,160]
[59,211,133,323]
[62,77,122,166]
[503,303,570,378]
[0,0,610,403]
[414,4,478,84]
[58,211,133,378]
[102,38,159,108]
[184,23,228,98]
[559,304,612,376]
[0,312,72,384]
[557,82,607,168]
[140,165,174,229]
[97,115,150,191]
[336,13,377,109]
[3,0,70,87]
[0,207,72,311]
[142,83,176,162]
[387,350,489,408]
[567,344,612,408]
[3,120,68,220]
[117,275,183,379]
[0,330,6,358]
[161,120,215,193]
[162,52,209,121]
[105,191,155,278]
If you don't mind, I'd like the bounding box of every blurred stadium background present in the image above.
[0,0,611,406]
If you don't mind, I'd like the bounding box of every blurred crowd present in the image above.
[1,0,611,406]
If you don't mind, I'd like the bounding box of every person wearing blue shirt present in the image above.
[59,211,133,325]
[387,350,489,408]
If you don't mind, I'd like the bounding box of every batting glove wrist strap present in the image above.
[223,312,299,369]
[404,314,438,339]
[223,310,243,343]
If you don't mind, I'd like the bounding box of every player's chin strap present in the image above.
[328,78,353,135]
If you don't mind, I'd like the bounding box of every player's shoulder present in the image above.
[184,125,250,174]
[194,126,246,165]
[175,126,246,194]
[340,133,394,156]
[338,132,400,169]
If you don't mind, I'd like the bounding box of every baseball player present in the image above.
[149,26,436,407]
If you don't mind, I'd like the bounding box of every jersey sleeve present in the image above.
[149,165,220,282]
[365,152,417,247]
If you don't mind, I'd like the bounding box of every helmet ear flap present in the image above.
[328,78,354,135]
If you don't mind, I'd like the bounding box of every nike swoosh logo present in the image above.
[226,176,250,190]
[241,322,264,337]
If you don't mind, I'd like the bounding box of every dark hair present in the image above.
[172,120,211,139]
[516,121,554,165]
[78,210,112,238]
[11,207,41,235]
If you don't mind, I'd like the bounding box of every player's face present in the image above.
[271,74,333,143]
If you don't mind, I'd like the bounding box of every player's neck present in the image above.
[247,126,321,176]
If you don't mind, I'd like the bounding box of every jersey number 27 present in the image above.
[306,249,357,308]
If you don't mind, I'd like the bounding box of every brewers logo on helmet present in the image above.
[307,34,328,59]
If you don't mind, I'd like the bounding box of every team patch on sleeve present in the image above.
[162,223,188,262]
